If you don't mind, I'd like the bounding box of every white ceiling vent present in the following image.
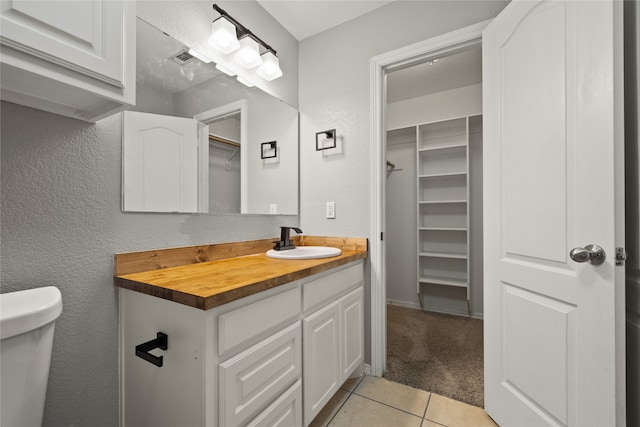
[170,51,195,65]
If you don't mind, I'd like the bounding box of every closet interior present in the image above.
[385,45,484,318]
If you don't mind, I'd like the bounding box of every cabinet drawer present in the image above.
[303,262,363,313]
[246,380,302,427]
[219,323,302,427]
[218,287,301,356]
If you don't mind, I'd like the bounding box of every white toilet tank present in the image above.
[1,286,62,427]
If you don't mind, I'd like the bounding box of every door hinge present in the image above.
[381,232,384,241]
[615,247,627,266]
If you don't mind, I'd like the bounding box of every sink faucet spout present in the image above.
[274,226,302,251]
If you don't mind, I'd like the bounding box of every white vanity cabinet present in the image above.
[0,0,135,122]
[302,263,365,426]
[119,260,364,427]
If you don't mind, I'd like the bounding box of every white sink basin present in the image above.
[266,246,342,260]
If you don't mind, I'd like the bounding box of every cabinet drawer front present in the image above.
[246,380,302,427]
[303,262,363,313]
[219,287,301,356]
[219,323,302,427]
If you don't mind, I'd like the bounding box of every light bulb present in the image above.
[234,37,262,68]
[208,17,240,54]
[256,51,283,81]
[215,63,235,76]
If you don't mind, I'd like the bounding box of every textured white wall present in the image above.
[0,103,293,426]
[0,2,299,426]
[298,0,508,361]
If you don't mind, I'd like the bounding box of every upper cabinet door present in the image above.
[483,0,625,426]
[0,0,125,87]
[0,0,135,122]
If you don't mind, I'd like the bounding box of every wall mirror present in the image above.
[122,18,298,215]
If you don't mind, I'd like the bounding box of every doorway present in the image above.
[382,43,484,406]
[369,20,489,380]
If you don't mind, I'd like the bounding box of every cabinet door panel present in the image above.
[341,287,364,381]
[122,111,198,213]
[303,300,340,426]
[219,323,301,427]
[0,0,126,86]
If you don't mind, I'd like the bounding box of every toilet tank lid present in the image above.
[0,286,62,340]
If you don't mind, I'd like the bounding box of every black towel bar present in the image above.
[135,332,168,367]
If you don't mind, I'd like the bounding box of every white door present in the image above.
[122,111,198,213]
[483,1,625,426]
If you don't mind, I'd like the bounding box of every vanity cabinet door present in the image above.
[303,300,341,426]
[340,287,364,382]
[0,0,135,121]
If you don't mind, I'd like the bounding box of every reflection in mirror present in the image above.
[123,18,298,215]
[208,113,241,213]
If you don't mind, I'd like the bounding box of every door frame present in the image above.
[368,20,491,377]
[195,100,248,213]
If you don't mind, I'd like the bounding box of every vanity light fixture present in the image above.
[188,48,212,63]
[209,4,283,80]
[236,75,255,87]
[234,36,262,68]
[256,51,283,81]
[208,15,240,54]
[316,129,337,151]
[261,141,278,159]
[215,63,236,76]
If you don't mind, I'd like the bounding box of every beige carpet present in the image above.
[384,304,484,408]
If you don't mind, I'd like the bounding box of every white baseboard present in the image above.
[364,363,373,376]
[386,299,484,320]
[386,299,421,310]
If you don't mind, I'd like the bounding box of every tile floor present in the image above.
[310,375,498,427]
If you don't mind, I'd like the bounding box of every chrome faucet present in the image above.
[273,226,302,251]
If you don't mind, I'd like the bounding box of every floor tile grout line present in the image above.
[422,393,432,418]
[351,391,426,420]
[325,375,365,426]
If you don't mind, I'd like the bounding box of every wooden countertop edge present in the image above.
[114,251,367,310]
[114,235,368,276]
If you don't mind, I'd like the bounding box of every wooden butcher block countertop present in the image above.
[114,236,367,310]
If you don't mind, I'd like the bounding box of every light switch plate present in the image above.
[326,201,335,219]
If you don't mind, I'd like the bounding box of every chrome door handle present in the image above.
[570,244,606,265]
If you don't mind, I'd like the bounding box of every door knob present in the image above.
[570,244,606,265]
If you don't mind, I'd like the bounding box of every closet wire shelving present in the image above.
[389,116,481,315]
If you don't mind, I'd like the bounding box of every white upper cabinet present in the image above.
[0,0,135,122]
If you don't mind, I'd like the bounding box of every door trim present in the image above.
[368,20,491,377]
[195,100,248,213]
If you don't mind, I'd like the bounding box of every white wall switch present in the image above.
[326,201,336,219]
[269,204,277,214]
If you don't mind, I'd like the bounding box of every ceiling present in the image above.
[386,45,482,103]
[256,0,394,41]
[257,1,482,103]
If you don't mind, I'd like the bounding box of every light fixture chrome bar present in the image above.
[212,4,277,55]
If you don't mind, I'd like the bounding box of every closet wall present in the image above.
[386,83,484,317]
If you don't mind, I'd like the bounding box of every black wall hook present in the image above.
[135,332,168,367]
